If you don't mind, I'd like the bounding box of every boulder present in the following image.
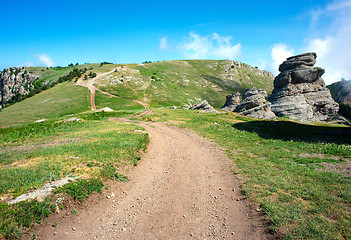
[269,52,339,122]
[235,87,276,119]
[278,52,317,72]
[221,92,240,111]
[189,100,219,113]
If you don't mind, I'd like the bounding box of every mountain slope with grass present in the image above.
[0,63,102,109]
[97,60,274,108]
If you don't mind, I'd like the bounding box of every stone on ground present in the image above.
[189,100,219,113]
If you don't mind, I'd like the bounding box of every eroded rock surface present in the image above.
[221,92,240,111]
[0,67,37,108]
[269,52,339,122]
[189,100,219,113]
[235,87,276,119]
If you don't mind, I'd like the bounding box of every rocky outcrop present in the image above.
[0,67,37,108]
[189,100,219,113]
[221,92,240,111]
[269,52,339,122]
[327,79,351,105]
[235,87,276,119]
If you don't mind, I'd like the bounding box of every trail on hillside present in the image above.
[30,122,269,239]
[36,68,271,239]
[76,67,151,115]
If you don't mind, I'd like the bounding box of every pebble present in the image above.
[72,227,76,231]
[53,232,57,235]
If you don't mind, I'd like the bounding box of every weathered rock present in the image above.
[279,52,317,72]
[239,103,276,120]
[189,100,219,113]
[269,52,339,122]
[331,114,351,126]
[95,107,114,112]
[0,67,37,108]
[235,87,276,119]
[221,92,240,111]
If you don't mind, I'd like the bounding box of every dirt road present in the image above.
[31,121,269,239]
[76,67,151,116]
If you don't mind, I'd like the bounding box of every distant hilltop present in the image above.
[327,79,351,105]
[0,60,274,109]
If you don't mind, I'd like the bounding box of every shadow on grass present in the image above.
[233,120,351,145]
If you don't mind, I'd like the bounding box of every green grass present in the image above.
[141,108,351,239]
[0,119,148,197]
[53,179,103,203]
[0,199,56,239]
[95,91,144,111]
[26,64,100,85]
[97,60,274,108]
[0,82,90,127]
[0,113,149,239]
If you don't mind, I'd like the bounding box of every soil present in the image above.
[28,121,271,239]
[314,159,351,177]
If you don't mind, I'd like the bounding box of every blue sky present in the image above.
[1,0,350,84]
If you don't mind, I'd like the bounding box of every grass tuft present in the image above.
[54,179,103,203]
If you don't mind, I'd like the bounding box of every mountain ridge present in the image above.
[0,60,274,110]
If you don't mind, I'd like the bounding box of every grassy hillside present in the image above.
[0,82,90,128]
[26,63,100,86]
[97,60,274,108]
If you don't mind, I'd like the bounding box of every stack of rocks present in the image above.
[268,52,339,122]
[235,87,276,119]
[221,92,240,111]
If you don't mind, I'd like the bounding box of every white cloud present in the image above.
[305,0,351,84]
[160,32,242,60]
[180,32,242,60]
[159,37,169,50]
[36,54,54,67]
[22,61,34,67]
[262,43,294,76]
[262,0,351,84]
[180,32,211,59]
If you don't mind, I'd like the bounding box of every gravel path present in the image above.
[30,121,269,239]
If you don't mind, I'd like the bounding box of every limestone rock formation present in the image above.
[0,67,37,108]
[189,100,219,113]
[269,52,339,122]
[235,87,276,119]
[221,92,240,111]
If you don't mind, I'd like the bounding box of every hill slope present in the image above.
[0,64,100,109]
[96,60,274,108]
[327,79,351,105]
